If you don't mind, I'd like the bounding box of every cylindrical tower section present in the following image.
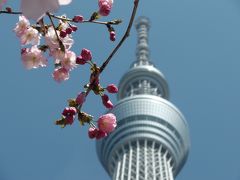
[96,95,190,179]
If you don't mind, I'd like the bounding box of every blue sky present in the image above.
[1,0,240,180]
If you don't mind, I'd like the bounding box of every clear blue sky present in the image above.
[1,0,240,179]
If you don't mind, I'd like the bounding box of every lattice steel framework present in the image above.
[112,140,174,180]
[96,17,190,180]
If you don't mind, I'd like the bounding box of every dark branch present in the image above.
[99,0,139,73]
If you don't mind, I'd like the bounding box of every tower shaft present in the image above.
[112,140,174,180]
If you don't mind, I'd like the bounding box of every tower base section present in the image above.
[111,139,174,180]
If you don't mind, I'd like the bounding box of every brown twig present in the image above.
[99,0,139,73]
[46,12,65,52]
[49,13,122,25]
[1,1,140,117]
[84,0,139,99]
[0,10,121,26]
[0,11,21,15]
[0,11,122,25]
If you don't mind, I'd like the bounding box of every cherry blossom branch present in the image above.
[0,10,121,26]
[0,10,21,15]
[84,0,139,96]
[99,0,139,73]
[49,13,122,25]
[3,0,140,137]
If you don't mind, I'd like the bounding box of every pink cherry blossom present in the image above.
[76,92,86,105]
[21,46,47,69]
[106,84,118,93]
[52,67,69,82]
[98,0,113,16]
[45,27,74,50]
[45,27,59,49]
[20,27,40,45]
[14,16,30,37]
[97,113,117,133]
[21,0,72,21]
[50,48,65,61]
[58,0,72,5]
[88,127,108,139]
[60,50,76,70]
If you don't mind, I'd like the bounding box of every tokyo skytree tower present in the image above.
[96,17,190,180]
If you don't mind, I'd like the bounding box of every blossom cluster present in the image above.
[55,84,118,139]
[14,15,81,82]
[88,113,117,139]
[11,0,115,83]
[0,0,140,140]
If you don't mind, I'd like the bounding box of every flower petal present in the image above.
[58,0,72,5]
[21,0,59,20]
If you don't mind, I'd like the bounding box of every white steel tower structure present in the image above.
[96,17,190,180]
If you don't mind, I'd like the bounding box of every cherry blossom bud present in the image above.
[81,48,92,61]
[104,100,113,109]
[62,107,77,116]
[65,115,74,125]
[101,94,114,109]
[76,55,86,65]
[110,31,116,41]
[98,113,117,133]
[88,127,98,139]
[21,48,27,55]
[70,25,78,32]
[72,15,84,23]
[6,7,12,12]
[98,0,113,16]
[76,92,86,105]
[60,30,67,38]
[96,129,107,139]
[106,84,118,93]
[101,94,109,102]
[66,27,73,34]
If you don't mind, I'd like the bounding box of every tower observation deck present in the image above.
[96,17,190,180]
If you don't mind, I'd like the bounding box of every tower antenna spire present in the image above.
[134,16,151,66]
